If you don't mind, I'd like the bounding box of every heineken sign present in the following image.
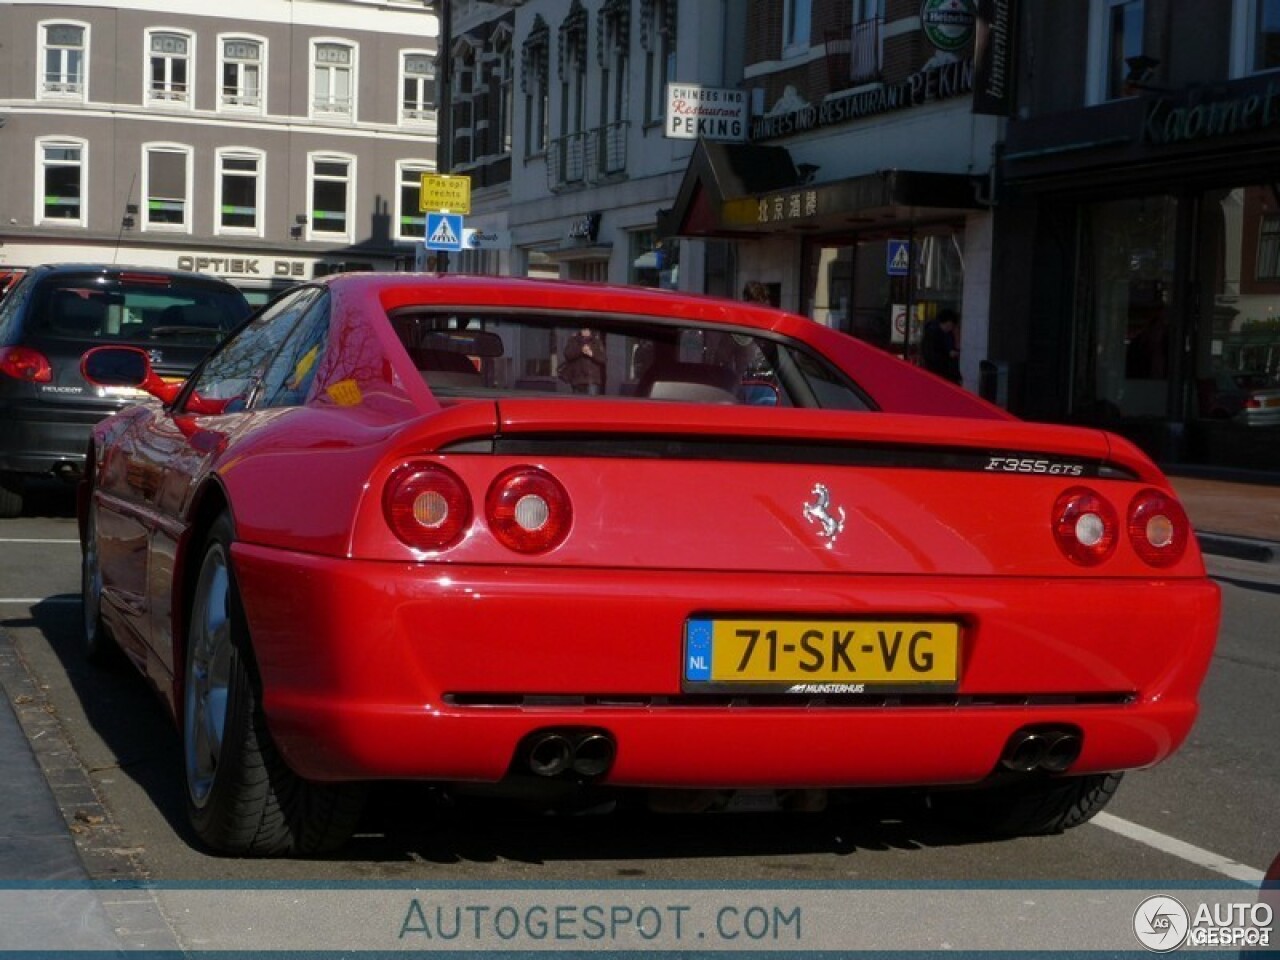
[921,0,976,52]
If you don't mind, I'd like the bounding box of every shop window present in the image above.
[803,228,963,360]
[1258,213,1280,279]
[36,138,85,226]
[142,144,191,231]
[396,161,430,241]
[1073,195,1177,422]
[308,154,353,240]
[216,149,262,235]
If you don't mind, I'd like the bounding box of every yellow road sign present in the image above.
[419,173,471,214]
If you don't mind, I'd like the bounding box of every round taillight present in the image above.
[486,466,572,554]
[0,346,53,383]
[383,463,471,552]
[1127,488,1190,568]
[1052,487,1118,566]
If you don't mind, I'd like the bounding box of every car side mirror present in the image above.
[82,345,149,386]
[81,346,182,404]
[740,379,780,407]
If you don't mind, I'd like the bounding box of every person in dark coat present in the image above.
[560,328,606,394]
[922,308,962,383]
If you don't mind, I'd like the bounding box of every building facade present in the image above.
[444,0,734,294]
[998,0,1280,471]
[661,0,1003,388]
[0,0,439,305]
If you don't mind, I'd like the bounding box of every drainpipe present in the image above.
[436,0,453,273]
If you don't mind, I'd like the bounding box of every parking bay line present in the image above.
[1091,811,1265,884]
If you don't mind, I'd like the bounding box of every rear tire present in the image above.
[0,473,24,518]
[183,511,366,856]
[81,499,116,664]
[929,772,1123,837]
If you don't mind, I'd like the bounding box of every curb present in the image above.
[1196,533,1276,564]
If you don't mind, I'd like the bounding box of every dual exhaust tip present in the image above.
[1000,726,1083,774]
[523,729,616,779]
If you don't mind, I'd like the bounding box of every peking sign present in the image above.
[665,84,749,142]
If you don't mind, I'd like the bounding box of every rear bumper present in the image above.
[0,398,116,476]
[231,544,1220,786]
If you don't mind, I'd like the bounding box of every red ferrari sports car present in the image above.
[78,274,1219,856]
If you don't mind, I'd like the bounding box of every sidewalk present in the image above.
[1169,475,1280,562]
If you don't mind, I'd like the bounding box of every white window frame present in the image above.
[218,34,267,114]
[783,0,813,57]
[600,7,629,131]
[494,27,514,156]
[38,20,89,101]
[215,147,265,237]
[1231,0,1280,76]
[1085,0,1146,104]
[141,142,193,233]
[307,152,355,241]
[310,38,358,121]
[145,28,195,108]
[400,48,434,125]
[643,0,675,126]
[395,160,431,242]
[34,137,87,228]
[525,38,549,157]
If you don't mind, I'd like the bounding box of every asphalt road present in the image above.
[1,484,1277,951]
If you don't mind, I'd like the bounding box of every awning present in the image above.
[540,243,613,263]
[659,139,986,240]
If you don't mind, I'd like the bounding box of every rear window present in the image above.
[30,273,250,348]
[389,309,873,411]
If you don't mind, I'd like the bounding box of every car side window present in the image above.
[258,292,331,408]
[0,275,36,343]
[184,286,320,413]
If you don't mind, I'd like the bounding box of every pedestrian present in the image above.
[559,327,606,395]
[742,281,771,305]
[922,308,962,383]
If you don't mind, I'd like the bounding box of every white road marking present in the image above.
[0,538,79,544]
[1092,812,1265,884]
[0,597,78,605]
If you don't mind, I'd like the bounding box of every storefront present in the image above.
[660,140,986,371]
[0,240,394,308]
[1002,74,1280,471]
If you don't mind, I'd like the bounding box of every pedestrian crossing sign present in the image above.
[426,213,464,251]
[887,239,911,276]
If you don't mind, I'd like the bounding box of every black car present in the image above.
[0,264,251,517]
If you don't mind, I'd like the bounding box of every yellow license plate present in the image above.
[684,618,959,691]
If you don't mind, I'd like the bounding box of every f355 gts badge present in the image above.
[802,483,845,549]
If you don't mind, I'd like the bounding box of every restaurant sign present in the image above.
[752,58,975,141]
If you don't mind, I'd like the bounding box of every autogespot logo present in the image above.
[1134,895,1190,952]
